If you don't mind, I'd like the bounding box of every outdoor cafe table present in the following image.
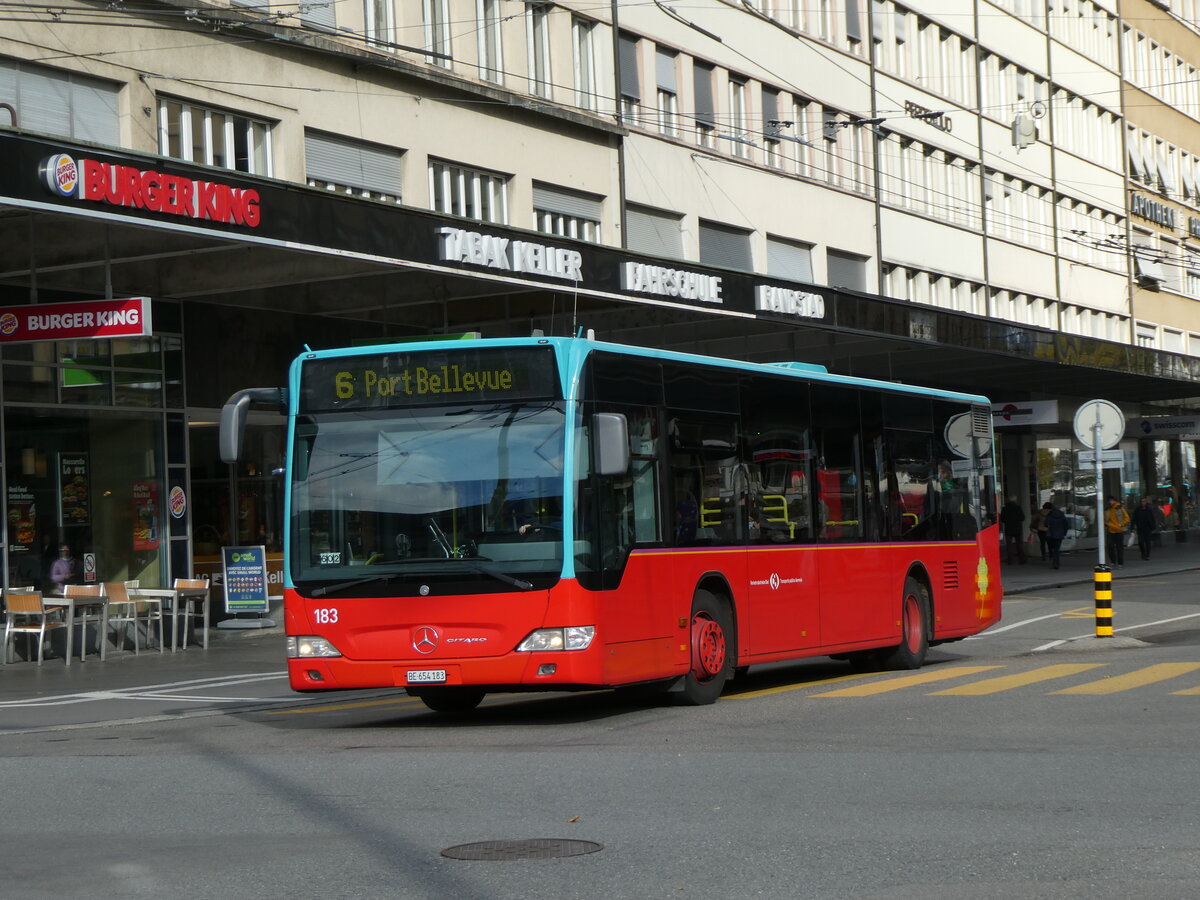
[130,586,211,651]
[43,592,109,666]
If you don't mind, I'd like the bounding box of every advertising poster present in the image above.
[6,484,35,552]
[59,453,90,526]
[221,545,270,614]
[132,481,159,550]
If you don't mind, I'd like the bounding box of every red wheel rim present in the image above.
[902,593,922,653]
[691,613,726,679]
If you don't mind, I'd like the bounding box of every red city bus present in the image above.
[220,337,1002,712]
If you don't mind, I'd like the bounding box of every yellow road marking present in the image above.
[1061,606,1095,619]
[726,671,875,699]
[1053,663,1200,695]
[811,666,1004,698]
[269,695,422,715]
[929,664,1105,695]
[1171,684,1200,695]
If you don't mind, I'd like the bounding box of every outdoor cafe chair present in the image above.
[3,590,67,665]
[123,580,163,653]
[63,583,106,661]
[173,577,211,649]
[102,582,149,654]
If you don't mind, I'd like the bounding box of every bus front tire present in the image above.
[413,687,486,713]
[880,576,930,670]
[678,589,734,706]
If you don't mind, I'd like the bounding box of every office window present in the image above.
[305,131,403,203]
[3,58,119,145]
[365,0,393,45]
[728,77,749,158]
[827,249,868,291]
[424,0,451,67]
[656,48,679,136]
[533,182,602,242]
[767,235,814,282]
[526,3,553,97]
[625,204,683,257]
[619,33,641,122]
[761,89,782,167]
[693,61,716,147]
[699,220,753,271]
[477,0,504,83]
[428,159,509,223]
[159,99,271,175]
[573,17,597,109]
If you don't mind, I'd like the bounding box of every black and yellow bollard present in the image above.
[1094,566,1113,638]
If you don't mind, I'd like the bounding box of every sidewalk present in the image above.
[1000,531,1200,594]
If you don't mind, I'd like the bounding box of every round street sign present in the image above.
[1073,399,1125,450]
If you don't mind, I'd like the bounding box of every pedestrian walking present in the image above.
[999,497,1027,564]
[1131,496,1157,561]
[1045,502,1068,569]
[1032,502,1051,561]
[1104,496,1130,567]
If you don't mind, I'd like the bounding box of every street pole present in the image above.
[1095,412,1105,568]
[1093,408,1111,638]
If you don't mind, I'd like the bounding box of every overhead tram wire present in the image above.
[9,0,1196,228]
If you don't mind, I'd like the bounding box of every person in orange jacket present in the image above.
[1104,496,1130,567]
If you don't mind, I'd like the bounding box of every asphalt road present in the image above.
[2,569,1199,899]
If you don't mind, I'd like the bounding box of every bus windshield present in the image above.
[290,401,566,590]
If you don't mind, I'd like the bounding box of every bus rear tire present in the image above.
[414,687,486,713]
[880,576,929,670]
[678,589,734,706]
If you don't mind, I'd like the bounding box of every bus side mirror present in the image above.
[593,413,630,476]
[219,387,287,463]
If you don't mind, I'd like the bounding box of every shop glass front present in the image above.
[2,325,186,591]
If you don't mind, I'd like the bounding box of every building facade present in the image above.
[2,0,1200,595]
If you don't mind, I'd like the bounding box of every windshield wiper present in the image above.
[458,561,534,592]
[310,573,403,597]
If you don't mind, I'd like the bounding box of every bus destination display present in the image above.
[299,346,559,412]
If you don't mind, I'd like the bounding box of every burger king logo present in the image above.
[0,313,17,336]
[169,485,187,519]
[40,153,79,197]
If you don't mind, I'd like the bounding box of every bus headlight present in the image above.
[516,626,595,652]
[287,635,343,658]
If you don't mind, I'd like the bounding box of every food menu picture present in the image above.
[59,453,90,526]
[7,484,35,552]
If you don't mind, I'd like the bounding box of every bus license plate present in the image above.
[407,669,447,684]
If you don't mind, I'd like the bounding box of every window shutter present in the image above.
[1127,142,1145,183]
[766,236,814,282]
[827,250,868,291]
[693,62,715,125]
[300,0,336,30]
[625,205,682,258]
[619,34,641,100]
[872,0,886,41]
[533,182,602,220]
[71,77,119,145]
[845,0,862,41]
[18,67,70,136]
[699,220,753,271]
[305,131,403,196]
[762,89,778,133]
[656,49,677,92]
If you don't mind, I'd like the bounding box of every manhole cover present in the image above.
[441,839,603,860]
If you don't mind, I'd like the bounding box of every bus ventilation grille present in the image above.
[942,561,960,591]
